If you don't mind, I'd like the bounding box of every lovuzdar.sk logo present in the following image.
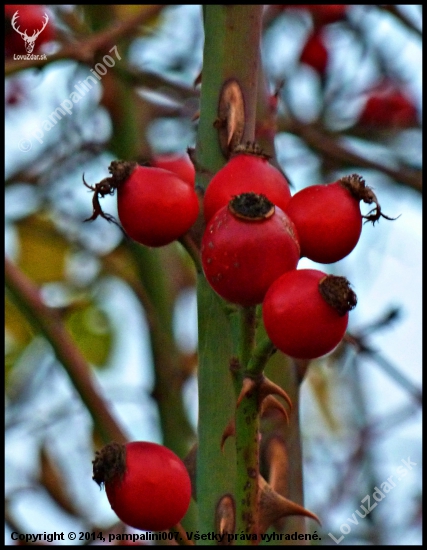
[11,9,49,54]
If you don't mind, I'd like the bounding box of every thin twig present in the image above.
[5,257,128,445]
[281,117,422,193]
[379,5,422,38]
[344,333,422,404]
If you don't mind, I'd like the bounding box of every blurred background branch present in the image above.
[5,4,421,545]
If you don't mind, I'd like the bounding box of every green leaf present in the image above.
[5,296,35,383]
[65,301,113,368]
[16,215,70,284]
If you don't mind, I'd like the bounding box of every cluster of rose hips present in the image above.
[199,145,388,360]
[85,145,393,362]
[87,146,393,531]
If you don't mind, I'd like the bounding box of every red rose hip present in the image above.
[117,165,199,247]
[201,193,300,306]
[262,269,357,359]
[93,441,192,532]
[203,147,291,223]
[83,160,199,248]
[151,152,195,186]
[285,174,393,264]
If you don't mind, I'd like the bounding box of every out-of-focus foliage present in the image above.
[5,4,421,545]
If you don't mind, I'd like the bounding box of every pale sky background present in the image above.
[5,5,421,545]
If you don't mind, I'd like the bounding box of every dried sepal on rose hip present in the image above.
[92,441,192,532]
[203,142,291,223]
[262,269,357,360]
[83,160,199,247]
[285,174,397,264]
[201,192,300,306]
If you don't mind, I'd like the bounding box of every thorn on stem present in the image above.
[236,375,293,412]
[217,79,245,157]
[258,475,321,534]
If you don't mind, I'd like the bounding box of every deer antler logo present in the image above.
[11,10,49,54]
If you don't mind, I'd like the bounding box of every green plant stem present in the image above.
[234,388,260,542]
[178,234,203,274]
[196,5,264,542]
[238,306,257,369]
[196,277,236,536]
[5,257,128,445]
[197,5,264,191]
[233,306,260,542]
[246,337,276,377]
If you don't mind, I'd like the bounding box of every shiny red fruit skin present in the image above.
[105,442,192,532]
[201,204,300,306]
[117,166,199,247]
[151,153,195,186]
[203,154,291,223]
[263,269,348,359]
[285,182,362,263]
